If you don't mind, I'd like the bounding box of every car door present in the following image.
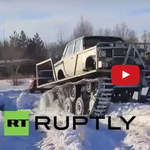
[63,39,82,77]
[63,41,76,77]
[71,38,82,76]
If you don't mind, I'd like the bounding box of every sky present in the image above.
[0,0,150,43]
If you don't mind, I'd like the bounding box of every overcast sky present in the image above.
[0,0,149,42]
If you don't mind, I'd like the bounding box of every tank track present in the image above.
[90,77,114,117]
[46,77,114,117]
[43,75,150,116]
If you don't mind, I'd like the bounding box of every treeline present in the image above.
[0,16,149,78]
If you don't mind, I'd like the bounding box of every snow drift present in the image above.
[31,90,150,150]
[31,91,85,150]
[1,82,150,150]
[0,110,44,150]
[84,102,150,150]
[0,93,17,111]
[16,92,39,109]
[0,91,44,150]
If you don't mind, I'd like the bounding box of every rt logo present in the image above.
[4,110,30,136]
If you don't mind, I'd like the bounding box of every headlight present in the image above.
[140,52,145,57]
[99,50,106,57]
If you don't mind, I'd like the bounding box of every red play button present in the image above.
[111,65,140,85]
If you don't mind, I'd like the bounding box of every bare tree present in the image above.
[57,27,64,44]
[6,60,34,86]
[6,61,21,86]
[73,16,94,38]
[45,28,69,63]
[141,30,150,50]
[126,30,138,43]
[104,28,112,36]
[141,30,150,43]
[4,43,26,85]
[113,22,138,42]
[95,28,104,36]
[113,22,129,39]
[56,27,67,52]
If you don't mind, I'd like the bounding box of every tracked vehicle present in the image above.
[35,36,150,117]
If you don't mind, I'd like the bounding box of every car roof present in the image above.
[82,36,124,42]
[66,36,124,46]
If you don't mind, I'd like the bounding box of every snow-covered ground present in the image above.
[0,78,29,91]
[1,78,150,150]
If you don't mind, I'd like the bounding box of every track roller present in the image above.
[89,93,96,114]
[63,97,74,113]
[75,97,85,115]
[86,82,92,93]
[69,85,77,102]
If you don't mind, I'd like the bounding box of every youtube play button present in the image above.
[111,65,140,85]
[122,71,130,79]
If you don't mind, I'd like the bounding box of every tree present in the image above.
[0,41,3,60]
[104,28,112,36]
[113,23,129,39]
[45,28,70,63]
[141,30,150,43]
[25,33,47,61]
[95,28,104,36]
[33,33,48,60]
[6,59,34,86]
[46,40,67,63]
[73,16,94,38]
[113,22,138,42]
[141,30,150,50]
[18,30,29,49]
[126,30,138,43]
[9,31,20,48]
[56,28,68,59]
[5,30,29,85]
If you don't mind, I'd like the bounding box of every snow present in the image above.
[0,93,17,111]
[16,92,39,109]
[0,78,30,91]
[0,59,34,66]
[1,78,150,150]
[31,101,84,150]
[0,111,44,150]
[84,121,128,150]
[83,103,150,150]
[0,78,43,150]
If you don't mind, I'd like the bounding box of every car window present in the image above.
[65,42,74,57]
[74,39,81,53]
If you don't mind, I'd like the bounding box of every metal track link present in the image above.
[90,77,114,117]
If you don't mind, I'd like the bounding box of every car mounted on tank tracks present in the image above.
[34,36,150,117]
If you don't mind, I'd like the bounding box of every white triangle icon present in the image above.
[122,71,130,79]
